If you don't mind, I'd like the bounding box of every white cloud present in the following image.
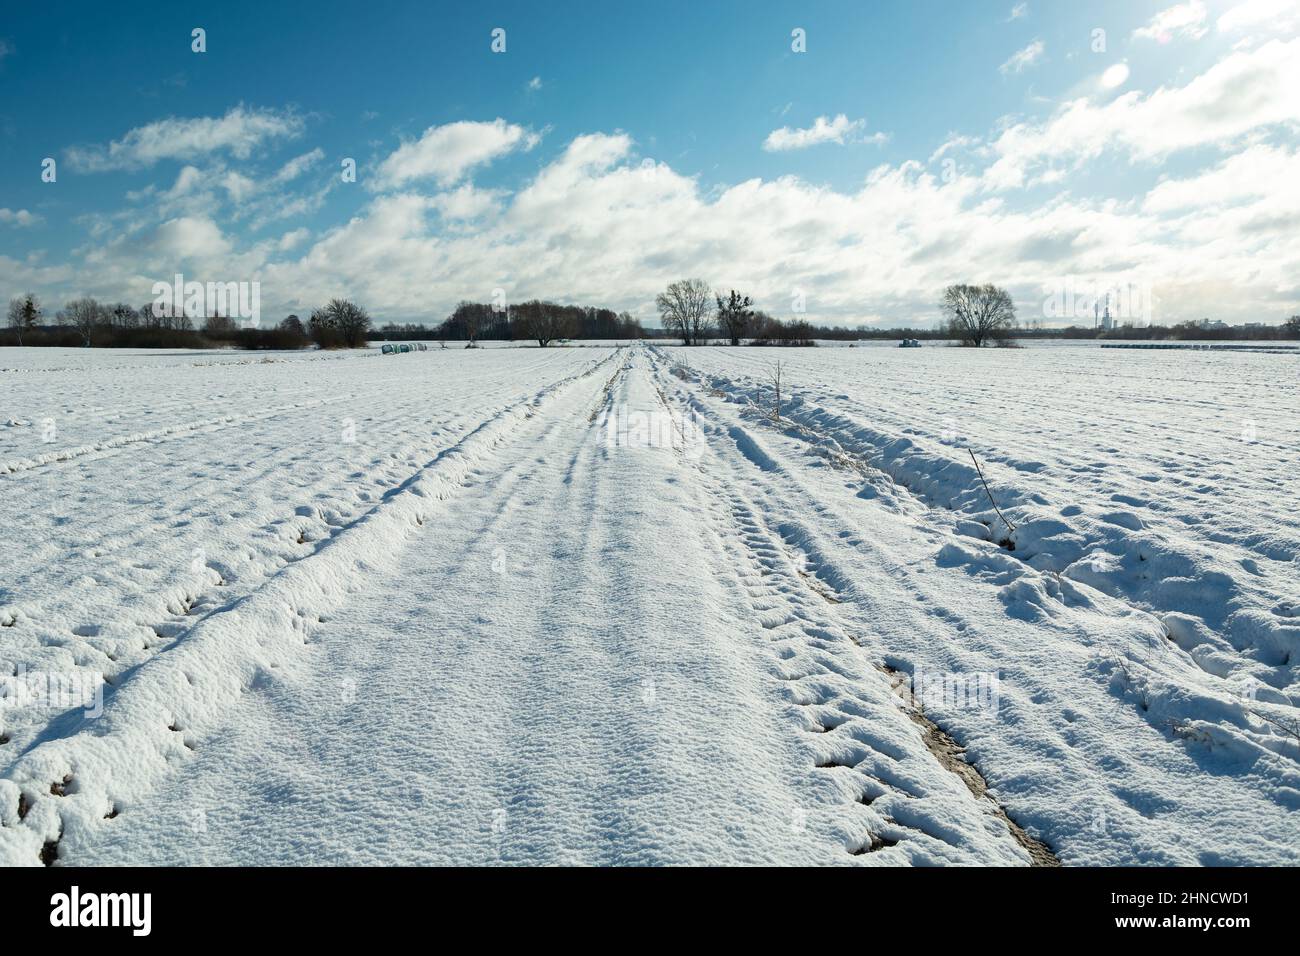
[273,148,324,183]
[26,36,1300,330]
[1007,4,1029,21]
[246,181,337,232]
[166,165,204,199]
[121,147,329,225]
[1000,39,1045,74]
[372,119,538,190]
[527,76,542,91]
[429,184,502,220]
[151,217,231,262]
[1134,2,1209,42]
[33,118,1300,329]
[0,208,39,227]
[1143,144,1299,213]
[220,171,258,204]
[930,134,982,162]
[277,228,311,252]
[1216,0,1300,36]
[985,37,1300,188]
[66,106,303,172]
[763,114,877,151]
[1100,63,1130,89]
[239,133,1295,328]
[0,254,74,301]
[0,39,12,62]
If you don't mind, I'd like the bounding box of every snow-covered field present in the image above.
[1,342,1297,866]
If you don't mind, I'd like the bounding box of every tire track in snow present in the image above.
[72,347,846,864]
[0,356,549,473]
[0,394,354,475]
[655,351,1300,862]
[0,352,588,716]
[668,352,1300,771]
[648,357,1039,865]
[0,350,619,866]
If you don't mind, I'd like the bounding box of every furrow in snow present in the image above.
[0,395,352,475]
[652,363,1035,865]
[654,348,1300,864]
[666,352,1300,762]
[0,350,617,866]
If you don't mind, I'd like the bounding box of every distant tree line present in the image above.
[755,316,1300,343]
[2,288,647,350]
[655,278,818,346]
[425,301,645,346]
[7,286,1297,349]
[651,279,1300,346]
[2,294,372,350]
[370,321,436,342]
[749,313,817,346]
[1013,317,1300,341]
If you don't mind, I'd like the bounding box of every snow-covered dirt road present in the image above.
[2,343,1296,865]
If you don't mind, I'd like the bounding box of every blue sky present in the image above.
[2,0,1298,327]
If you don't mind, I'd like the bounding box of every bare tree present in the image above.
[321,298,372,348]
[204,314,238,336]
[511,300,539,345]
[941,284,1016,347]
[5,298,23,344]
[60,297,104,347]
[7,293,41,345]
[108,303,138,329]
[616,310,644,339]
[308,308,338,348]
[462,303,479,345]
[715,289,754,346]
[514,300,575,347]
[446,300,488,346]
[656,278,713,346]
[548,302,576,346]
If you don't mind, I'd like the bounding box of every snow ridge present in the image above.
[0,351,616,866]
[681,357,1299,764]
